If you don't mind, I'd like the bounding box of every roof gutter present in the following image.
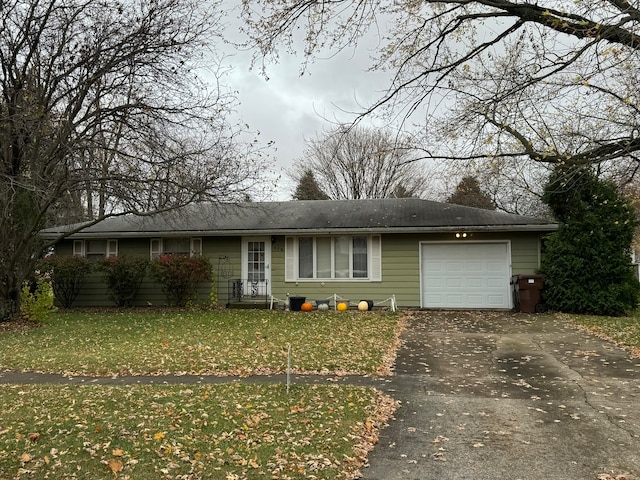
[40,223,559,239]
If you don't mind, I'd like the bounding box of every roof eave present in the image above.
[40,223,559,239]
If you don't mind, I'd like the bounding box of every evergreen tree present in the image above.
[539,165,640,316]
[292,170,330,200]
[447,176,496,210]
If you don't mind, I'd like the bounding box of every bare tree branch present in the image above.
[241,0,640,172]
[0,0,272,320]
[290,125,434,199]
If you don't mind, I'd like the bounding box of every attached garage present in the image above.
[421,241,512,309]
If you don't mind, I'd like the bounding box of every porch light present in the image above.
[455,232,468,239]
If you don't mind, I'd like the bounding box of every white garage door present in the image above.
[421,242,511,309]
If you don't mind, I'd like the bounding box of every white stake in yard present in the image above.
[287,343,291,394]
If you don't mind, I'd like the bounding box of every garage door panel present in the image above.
[448,262,464,272]
[466,277,483,288]
[467,262,483,272]
[421,242,511,309]
[444,294,466,307]
[488,293,507,301]
[466,294,484,305]
[425,294,446,305]
[425,277,444,288]
[486,277,504,288]
[425,260,445,273]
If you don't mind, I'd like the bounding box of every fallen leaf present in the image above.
[112,448,124,457]
[107,458,123,473]
[20,453,32,463]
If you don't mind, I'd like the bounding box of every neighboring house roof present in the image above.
[40,198,558,239]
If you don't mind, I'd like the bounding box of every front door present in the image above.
[242,237,271,297]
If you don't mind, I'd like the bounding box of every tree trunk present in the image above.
[0,278,21,322]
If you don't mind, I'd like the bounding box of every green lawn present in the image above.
[0,310,402,376]
[0,383,395,480]
[568,310,640,356]
[0,309,401,479]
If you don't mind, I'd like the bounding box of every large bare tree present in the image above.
[290,125,432,199]
[241,1,640,197]
[0,0,270,321]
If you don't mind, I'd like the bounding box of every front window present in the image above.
[86,240,107,260]
[163,238,190,254]
[299,237,314,279]
[150,237,202,259]
[296,236,369,279]
[352,236,368,278]
[73,239,117,260]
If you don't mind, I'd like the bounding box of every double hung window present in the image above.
[287,235,381,281]
[150,238,202,259]
[73,239,118,260]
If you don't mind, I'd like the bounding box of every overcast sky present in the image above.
[218,7,396,200]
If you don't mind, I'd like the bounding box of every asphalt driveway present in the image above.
[363,310,640,480]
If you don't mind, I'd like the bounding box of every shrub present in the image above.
[96,256,149,307]
[540,165,640,316]
[40,255,92,308]
[20,277,58,321]
[149,254,212,307]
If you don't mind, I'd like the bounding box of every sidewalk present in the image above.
[0,369,390,388]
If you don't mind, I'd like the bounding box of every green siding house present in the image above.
[41,198,557,309]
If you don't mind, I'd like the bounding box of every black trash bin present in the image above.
[513,274,544,313]
[289,296,306,311]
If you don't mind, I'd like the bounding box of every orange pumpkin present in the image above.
[301,302,313,311]
[337,302,348,311]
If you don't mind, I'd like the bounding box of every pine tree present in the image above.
[539,165,640,316]
[292,170,329,200]
[447,176,496,210]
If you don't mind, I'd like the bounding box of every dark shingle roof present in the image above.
[41,198,557,238]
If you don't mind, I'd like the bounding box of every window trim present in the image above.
[285,235,381,282]
[150,237,203,259]
[72,239,118,259]
[73,240,85,257]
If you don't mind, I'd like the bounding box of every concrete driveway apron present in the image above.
[363,311,640,480]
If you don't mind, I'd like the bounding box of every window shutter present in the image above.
[150,239,162,260]
[370,235,382,281]
[285,237,295,281]
[107,240,118,257]
[191,237,202,256]
[73,240,84,257]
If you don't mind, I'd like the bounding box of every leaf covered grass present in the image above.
[0,382,395,480]
[0,310,401,376]
[568,311,640,357]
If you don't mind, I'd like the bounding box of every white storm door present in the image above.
[242,237,271,296]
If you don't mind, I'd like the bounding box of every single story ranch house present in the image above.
[41,198,558,309]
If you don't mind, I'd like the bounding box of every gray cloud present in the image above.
[218,12,392,199]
